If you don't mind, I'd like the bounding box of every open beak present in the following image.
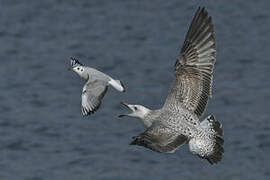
[68,67,74,71]
[119,102,133,117]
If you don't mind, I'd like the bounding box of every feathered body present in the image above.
[69,58,125,115]
[120,7,224,164]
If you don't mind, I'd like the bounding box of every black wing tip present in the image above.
[196,6,211,22]
[196,6,207,14]
[70,57,83,66]
[129,135,151,147]
[120,81,126,93]
[70,57,78,60]
[81,104,101,116]
[70,57,80,63]
[180,6,214,55]
[82,110,95,116]
[129,136,141,145]
[130,135,180,154]
[191,6,212,25]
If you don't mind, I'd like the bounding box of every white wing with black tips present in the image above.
[81,80,108,115]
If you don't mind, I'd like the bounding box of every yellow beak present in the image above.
[68,67,74,71]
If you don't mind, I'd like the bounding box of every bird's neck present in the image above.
[80,73,89,81]
[139,109,160,128]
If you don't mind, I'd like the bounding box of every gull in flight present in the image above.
[119,7,224,164]
[69,58,125,115]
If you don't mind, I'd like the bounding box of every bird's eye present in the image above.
[81,69,83,72]
[77,67,80,70]
[134,107,138,110]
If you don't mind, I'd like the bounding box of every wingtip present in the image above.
[81,106,99,116]
[198,6,206,12]
[129,136,140,145]
[120,81,126,93]
[70,57,83,67]
[195,6,209,19]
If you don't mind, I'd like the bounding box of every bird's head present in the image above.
[69,57,89,80]
[119,102,150,119]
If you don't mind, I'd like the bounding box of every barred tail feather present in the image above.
[199,114,224,164]
[205,140,224,164]
[189,135,223,164]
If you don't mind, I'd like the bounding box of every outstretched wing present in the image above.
[164,7,216,117]
[81,80,108,115]
[70,57,83,67]
[130,122,188,153]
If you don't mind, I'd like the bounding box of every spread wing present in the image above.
[81,80,108,115]
[130,122,188,153]
[164,7,216,117]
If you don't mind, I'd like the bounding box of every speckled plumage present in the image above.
[128,7,224,164]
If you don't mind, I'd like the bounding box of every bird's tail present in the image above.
[200,115,224,164]
[108,79,126,92]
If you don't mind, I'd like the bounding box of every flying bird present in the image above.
[69,58,125,115]
[119,7,224,164]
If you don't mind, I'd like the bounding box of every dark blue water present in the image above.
[0,0,269,179]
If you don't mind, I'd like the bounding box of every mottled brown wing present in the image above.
[130,122,188,153]
[164,7,216,117]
